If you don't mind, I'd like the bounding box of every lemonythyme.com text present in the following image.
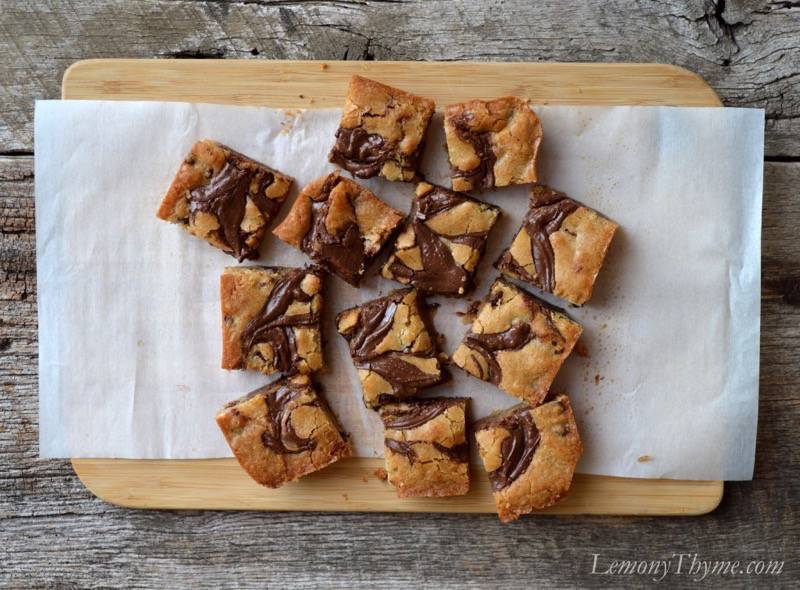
[590,553,784,582]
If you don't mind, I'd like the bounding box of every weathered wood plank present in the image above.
[2,1,799,585]
[1,0,799,156]
[1,156,797,588]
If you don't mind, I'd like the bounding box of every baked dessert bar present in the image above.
[273,172,404,286]
[475,395,582,522]
[444,97,543,192]
[336,288,445,409]
[221,266,323,376]
[157,139,293,261]
[216,375,352,488]
[495,185,618,306]
[329,75,435,182]
[381,182,501,296]
[452,278,582,406]
[379,397,470,498]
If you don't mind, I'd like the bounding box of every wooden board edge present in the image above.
[61,59,722,107]
[62,59,724,515]
[71,458,723,516]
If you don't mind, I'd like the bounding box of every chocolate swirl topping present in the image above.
[381,398,461,430]
[329,127,390,179]
[450,116,496,189]
[498,187,580,293]
[387,187,494,296]
[461,281,567,384]
[384,438,469,465]
[463,323,534,384]
[188,155,277,261]
[240,268,318,374]
[339,289,440,400]
[301,175,367,286]
[481,409,541,491]
[261,382,319,454]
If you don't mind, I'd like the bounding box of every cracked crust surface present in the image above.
[273,172,403,285]
[379,397,470,498]
[157,139,293,261]
[452,278,582,405]
[329,75,435,182]
[496,185,618,306]
[220,266,323,376]
[444,97,543,192]
[382,182,501,296]
[215,374,353,488]
[336,288,445,408]
[475,395,582,522]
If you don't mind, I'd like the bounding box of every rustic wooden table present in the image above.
[1,2,798,588]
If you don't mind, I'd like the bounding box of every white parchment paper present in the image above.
[35,100,763,480]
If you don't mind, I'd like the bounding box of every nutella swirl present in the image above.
[339,289,440,400]
[240,268,318,374]
[463,323,534,384]
[329,127,389,178]
[261,383,319,454]
[387,186,494,295]
[383,439,469,465]
[450,117,496,189]
[461,281,567,383]
[480,409,541,491]
[367,355,442,399]
[188,155,276,261]
[301,175,367,286]
[498,187,580,293]
[381,398,461,430]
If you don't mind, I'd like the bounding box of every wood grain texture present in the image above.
[61,59,723,107]
[1,0,799,158]
[1,0,799,587]
[63,58,725,515]
[71,458,723,515]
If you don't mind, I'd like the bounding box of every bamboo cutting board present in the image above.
[64,60,724,515]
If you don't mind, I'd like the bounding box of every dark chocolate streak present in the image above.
[486,410,541,491]
[349,298,399,361]
[388,188,491,295]
[384,438,469,465]
[342,290,437,398]
[301,176,366,286]
[451,117,495,189]
[463,323,534,384]
[240,269,317,374]
[501,189,579,293]
[261,383,318,454]
[367,355,441,395]
[461,282,568,384]
[189,157,276,261]
[329,127,389,178]
[381,398,458,430]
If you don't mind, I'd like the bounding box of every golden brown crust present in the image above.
[381,182,501,296]
[379,398,470,498]
[220,266,323,376]
[272,179,320,248]
[496,185,619,306]
[157,139,293,260]
[336,288,444,409]
[329,76,435,182]
[452,279,582,405]
[444,97,543,192]
[475,395,582,522]
[216,375,352,488]
[273,172,403,285]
